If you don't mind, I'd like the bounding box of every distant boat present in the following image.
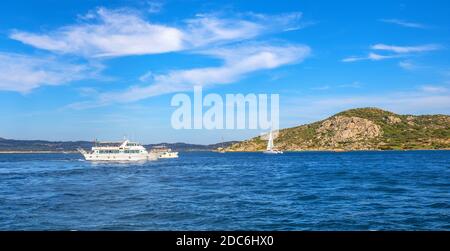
[215,147,226,153]
[263,131,283,154]
[78,139,158,161]
[150,145,179,159]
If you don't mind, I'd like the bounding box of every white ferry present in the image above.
[78,140,158,161]
[150,145,179,159]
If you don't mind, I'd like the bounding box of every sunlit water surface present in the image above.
[0,151,449,230]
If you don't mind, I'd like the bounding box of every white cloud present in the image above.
[7,7,308,96]
[71,44,310,107]
[343,44,441,63]
[342,52,400,62]
[0,53,94,93]
[11,8,184,57]
[368,52,399,60]
[371,43,441,53]
[184,12,303,48]
[341,56,365,62]
[380,19,429,29]
[10,8,303,58]
[184,15,263,47]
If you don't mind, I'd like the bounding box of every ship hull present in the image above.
[80,152,158,161]
[157,152,179,159]
[263,150,283,154]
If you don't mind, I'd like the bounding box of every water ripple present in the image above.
[0,151,449,230]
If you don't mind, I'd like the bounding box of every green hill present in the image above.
[226,107,450,151]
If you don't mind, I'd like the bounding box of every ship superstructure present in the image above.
[78,140,158,161]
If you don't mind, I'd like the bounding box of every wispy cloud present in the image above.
[69,44,311,108]
[183,14,265,48]
[342,52,401,62]
[342,44,441,63]
[380,19,429,29]
[368,52,402,60]
[10,8,303,58]
[0,53,98,93]
[341,56,364,63]
[371,43,441,53]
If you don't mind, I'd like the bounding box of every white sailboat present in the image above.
[263,131,283,154]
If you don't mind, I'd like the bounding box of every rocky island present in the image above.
[226,108,450,151]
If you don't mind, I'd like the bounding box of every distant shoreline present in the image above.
[0,149,448,154]
[224,148,450,153]
[0,151,78,154]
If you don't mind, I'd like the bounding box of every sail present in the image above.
[267,131,274,150]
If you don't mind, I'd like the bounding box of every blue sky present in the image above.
[1,0,449,144]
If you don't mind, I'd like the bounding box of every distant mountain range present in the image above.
[226,107,450,151]
[0,137,238,152]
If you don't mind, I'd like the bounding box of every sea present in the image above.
[0,151,449,230]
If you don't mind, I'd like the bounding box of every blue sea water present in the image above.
[0,151,449,230]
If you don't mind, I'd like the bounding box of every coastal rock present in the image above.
[406,116,416,126]
[387,116,401,124]
[317,116,382,143]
